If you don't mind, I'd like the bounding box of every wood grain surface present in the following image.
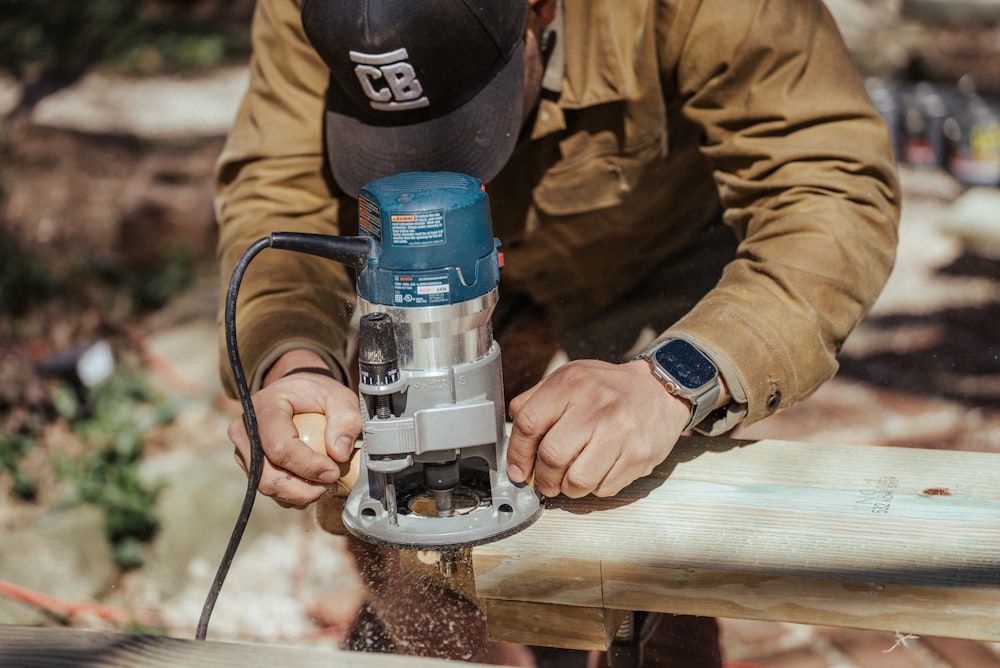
[473,436,1000,648]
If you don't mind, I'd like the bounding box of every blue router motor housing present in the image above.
[356,172,501,308]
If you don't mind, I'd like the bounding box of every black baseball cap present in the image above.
[301,0,529,197]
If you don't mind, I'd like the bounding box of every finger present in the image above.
[531,420,591,497]
[324,390,363,463]
[587,418,674,498]
[507,379,541,419]
[586,436,649,498]
[592,458,647,498]
[557,430,619,499]
[233,424,330,507]
[231,408,339,487]
[229,415,252,469]
[281,375,359,470]
[255,399,342,484]
[256,457,331,508]
[233,448,247,476]
[506,382,565,485]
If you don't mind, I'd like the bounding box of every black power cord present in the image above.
[196,232,369,640]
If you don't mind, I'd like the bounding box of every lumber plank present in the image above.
[0,624,490,668]
[482,599,628,650]
[473,436,1000,648]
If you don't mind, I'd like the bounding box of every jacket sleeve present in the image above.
[214,0,356,398]
[661,0,901,431]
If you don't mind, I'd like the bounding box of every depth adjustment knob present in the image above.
[359,312,400,421]
[359,312,400,388]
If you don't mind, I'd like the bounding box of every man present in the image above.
[216,0,899,664]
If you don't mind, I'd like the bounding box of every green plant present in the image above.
[60,368,174,570]
[0,432,38,501]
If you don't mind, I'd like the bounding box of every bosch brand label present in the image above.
[393,273,451,305]
[391,210,445,246]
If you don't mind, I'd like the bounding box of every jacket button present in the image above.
[766,392,782,412]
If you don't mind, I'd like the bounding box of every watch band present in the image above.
[681,379,721,432]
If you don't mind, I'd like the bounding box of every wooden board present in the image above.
[0,624,492,668]
[473,436,1000,648]
[482,599,628,651]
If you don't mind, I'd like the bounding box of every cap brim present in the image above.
[325,41,526,197]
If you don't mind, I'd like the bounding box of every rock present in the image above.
[123,448,363,642]
[136,449,291,602]
[0,505,116,625]
[0,75,22,117]
[938,186,1000,257]
[30,67,248,140]
[143,319,224,402]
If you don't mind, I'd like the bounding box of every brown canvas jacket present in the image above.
[215,0,900,433]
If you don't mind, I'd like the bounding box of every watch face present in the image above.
[653,339,717,391]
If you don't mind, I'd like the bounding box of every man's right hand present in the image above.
[228,349,361,508]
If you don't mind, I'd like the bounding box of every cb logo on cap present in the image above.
[350,48,429,111]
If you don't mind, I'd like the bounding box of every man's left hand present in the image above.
[505,359,692,498]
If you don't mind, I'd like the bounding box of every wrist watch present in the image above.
[638,338,721,432]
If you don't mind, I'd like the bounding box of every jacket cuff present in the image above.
[219,310,351,399]
[251,341,348,392]
[695,373,748,435]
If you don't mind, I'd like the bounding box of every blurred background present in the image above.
[1,1,999,666]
